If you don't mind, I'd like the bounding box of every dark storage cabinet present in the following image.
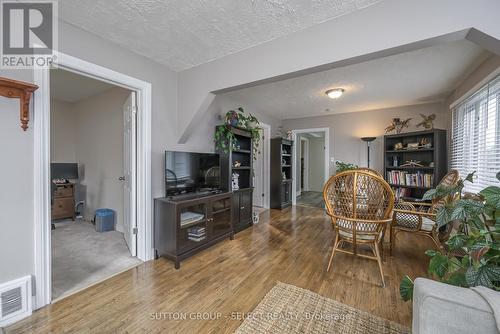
[232,188,253,232]
[271,138,293,209]
[216,125,254,233]
[281,180,292,205]
[154,192,233,269]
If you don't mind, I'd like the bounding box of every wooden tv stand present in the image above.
[154,192,233,269]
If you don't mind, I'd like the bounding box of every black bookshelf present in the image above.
[216,125,253,233]
[383,129,447,201]
[270,138,293,209]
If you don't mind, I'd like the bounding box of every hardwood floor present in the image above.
[7,206,432,334]
[296,191,324,208]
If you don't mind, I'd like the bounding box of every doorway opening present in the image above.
[291,128,330,208]
[49,69,141,300]
[33,52,153,309]
[252,122,271,214]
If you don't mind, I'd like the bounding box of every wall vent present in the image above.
[0,276,31,327]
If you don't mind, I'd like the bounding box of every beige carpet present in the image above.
[235,282,409,334]
[51,220,142,300]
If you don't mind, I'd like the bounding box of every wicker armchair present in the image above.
[356,167,382,177]
[390,170,460,255]
[323,170,395,287]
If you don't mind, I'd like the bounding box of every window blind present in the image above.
[451,75,500,193]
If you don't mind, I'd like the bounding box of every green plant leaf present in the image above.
[461,255,470,267]
[471,246,490,263]
[399,275,414,301]
[446,234,467,251]
[480,186,500,208]
[465,171,476,183]
[465,265,500,288]
[423,188,437,200]
[448,257,463,272]
[428,253,449,279]
[451,199,484,222]
[496,171,500,182]
[451,203,466,221]
[436,205,453,227]
[446,272,468,287]
[425,249,440,257]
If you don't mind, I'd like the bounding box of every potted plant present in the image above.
[335,160,358,173]
[400,171,500,301]
[214,107,261,161]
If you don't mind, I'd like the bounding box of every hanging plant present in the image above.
[214,107,261,161]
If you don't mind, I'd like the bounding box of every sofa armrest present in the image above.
[412,278,497,334]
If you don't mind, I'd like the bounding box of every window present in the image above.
[451,75,500,193]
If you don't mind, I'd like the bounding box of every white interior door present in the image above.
[123,92,137,256]
[253,128,265,207]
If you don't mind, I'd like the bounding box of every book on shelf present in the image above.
[392,187,411,201]
[188,235,206,242]
[180,211,205,227]
[188,226,205,233]
[386,170,433,188]
[187,226,206,238]
[188,232,206,237]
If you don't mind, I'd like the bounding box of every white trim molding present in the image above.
[291,128,330,206]
[33,51,153,309]
[33,66,51,310]
[299,136,310,194]
[261,123,271,209]
[449,66,500,109]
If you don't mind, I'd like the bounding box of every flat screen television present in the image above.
[51,163,79,180]
[165,151,221,196]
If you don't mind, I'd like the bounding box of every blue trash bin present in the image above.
[95,208,115,232]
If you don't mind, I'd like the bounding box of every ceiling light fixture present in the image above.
[325,88,344,99]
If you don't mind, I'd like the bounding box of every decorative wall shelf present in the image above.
[0,77,38,131]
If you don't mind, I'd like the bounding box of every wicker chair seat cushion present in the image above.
[395,214,435,231]
[421,216,436,231]
[338,230,383,241]
[336,218,381,240]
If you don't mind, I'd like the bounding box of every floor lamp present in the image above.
[361,137,376,168]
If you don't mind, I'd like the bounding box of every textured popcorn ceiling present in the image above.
[221,40,488,120]
[59,0,382,71]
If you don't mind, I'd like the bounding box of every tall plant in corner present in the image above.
[214,107,261,161]
[400,171,500,301]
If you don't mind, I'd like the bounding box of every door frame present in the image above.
[261,123,271,209]
[33,51,152,309]
[297,136,309,196]
[252,122,271,208]
[291,128,329,206]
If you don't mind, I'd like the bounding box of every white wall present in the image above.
[51,88,129,232]
[283,102,451,175]
[75,88,129,231]
[0,21,178,287]
[50,99,77,162]
[176,0,500,144]
[183,94,281,154]
[295,134,325,193]
[0,70,34,284]
[307,137,325,192]
[448,54,500,106]
[57,21,179,202]
[0,0,499,295]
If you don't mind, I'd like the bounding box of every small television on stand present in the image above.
[51,163,79,183]
[165,151,221,198]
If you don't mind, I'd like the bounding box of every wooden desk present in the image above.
[51,183,75,221]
